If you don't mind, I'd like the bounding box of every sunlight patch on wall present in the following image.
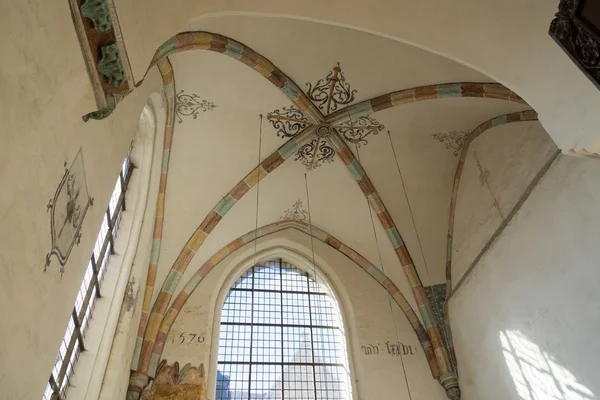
[500,330,595,400]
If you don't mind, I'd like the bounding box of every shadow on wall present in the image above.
[500,330,595,400]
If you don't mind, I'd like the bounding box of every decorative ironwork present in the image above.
[306,62,357,115]
[550,0,600,89]
[432,130,470,156]
[45,150,94,276]
[281,200,309,221]
[267,106,309,138]
[295,136,336,170]
[175,90,217,123]
[336,116,385,146]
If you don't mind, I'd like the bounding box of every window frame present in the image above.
[43,148,133,400]
[216,258,353,400]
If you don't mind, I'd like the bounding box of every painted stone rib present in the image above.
[146,31,323,125]
[326,82,528,126]
[149,220,439,378]
[444,110,539,290]
[132,58,176,371]
[137,124,316,375]
[327,128,455,388]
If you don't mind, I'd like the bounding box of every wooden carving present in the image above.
[550,0,600,89]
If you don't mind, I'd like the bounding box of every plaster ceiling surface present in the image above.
[171,147,419,314]
[189,15,492,108]
[153,14,536,302]
[355,98,529,283]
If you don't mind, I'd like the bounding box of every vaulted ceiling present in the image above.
[153,15,530,297]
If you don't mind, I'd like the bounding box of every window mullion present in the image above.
[119,172,126,211]
[279,259,285,400]
[307,273,318,399]
[49,374,60,399]
[90,255,101,299]
[56,325,79,391]
[71,310,86,352]
[105,209,115,255]
[247,265,255,400]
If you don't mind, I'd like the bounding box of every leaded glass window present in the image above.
[217,260,352,399]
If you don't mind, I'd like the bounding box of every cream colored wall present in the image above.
[452,121,558,287]
[449,155,600,399]
[113,5,600,153]
[160,229,447,399]
[0,2,162,399]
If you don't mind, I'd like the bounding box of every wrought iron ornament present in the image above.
[45,150,94,277]
[267,106,309,137]
[306,62,357,115]
[549,0,600,89]
[432,130,470,156]
[175,90,217,123]
[280,200,309,221]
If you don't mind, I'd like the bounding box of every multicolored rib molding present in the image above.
[131,58,176,370]
[149,219,440,378]
[326,130,458,394]
[147,31,324,125]
[136,126,316,375]
[327,83,527,126]
[445,110,538,290]
[442,110,538,368]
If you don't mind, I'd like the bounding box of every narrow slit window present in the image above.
[216,260,352,400]
[43,147,133,400]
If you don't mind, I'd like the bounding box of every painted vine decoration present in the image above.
[266,62,387,170]
[306,63,357,115]
[295,137,336,170]
[336,116,385,146]
[175,90,217,123]
[280,200,309,221]
[432,130,470,156]
[267,106,309,138]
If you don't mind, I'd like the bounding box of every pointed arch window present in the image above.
[217,260,352,399]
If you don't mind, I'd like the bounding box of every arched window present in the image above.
[217,259,352,400]
[43,147,133,400]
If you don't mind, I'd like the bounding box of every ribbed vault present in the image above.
[123,16,542,400]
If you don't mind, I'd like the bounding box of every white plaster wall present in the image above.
[0,2,162,398]
[160,229,447,400]
[449,155,600,399]
[452,122,558,287]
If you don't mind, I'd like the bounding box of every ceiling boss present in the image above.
[267,63,384,170]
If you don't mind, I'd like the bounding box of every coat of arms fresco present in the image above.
[45,149,93,276]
